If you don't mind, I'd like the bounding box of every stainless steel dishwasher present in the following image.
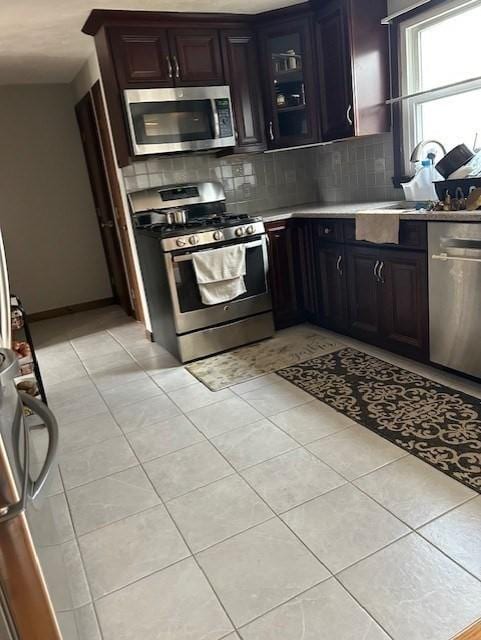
[428,222,481,378]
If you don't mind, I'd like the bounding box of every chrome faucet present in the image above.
[410,139,447,163]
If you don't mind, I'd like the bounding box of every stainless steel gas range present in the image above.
[130,181,274,362]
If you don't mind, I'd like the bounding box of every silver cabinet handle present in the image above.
[378,260,385,284]
[166,56,173,79]
[269,121,274,142]
[347,104,353,126]
[336,255,343,276]
[173,55,180,79]
[20,392,59,501]
[100,221,114,229]
[373,260,380,282]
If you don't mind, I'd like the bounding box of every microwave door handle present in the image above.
[20,392,59,501]
[211,99,221,139]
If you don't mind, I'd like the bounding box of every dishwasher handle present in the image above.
[20,392,59,501]
[432,253,481,264]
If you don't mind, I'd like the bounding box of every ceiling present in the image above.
[0,0,298,85]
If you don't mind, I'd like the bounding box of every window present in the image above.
[400,0,481,172]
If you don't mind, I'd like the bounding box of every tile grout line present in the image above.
[54,318,481,639]
[70,346,240,635]
[56,448,106,640]
[203,420,396,638]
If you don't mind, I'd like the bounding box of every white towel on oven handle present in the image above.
[192,244,247,306]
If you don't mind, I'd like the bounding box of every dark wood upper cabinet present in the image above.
[315,2,354,141]
[110,27,172,87]
[258,16,319,149]
[221,31,266,154]
[313,0,390,141]
[169,29,224,86]
[83,5,390,165]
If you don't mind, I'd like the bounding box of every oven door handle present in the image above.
[172,240,264,263]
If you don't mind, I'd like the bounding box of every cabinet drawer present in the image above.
[315,220,344,243]
[343,220,426,250]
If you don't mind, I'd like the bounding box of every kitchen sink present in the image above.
[374,202,419,211]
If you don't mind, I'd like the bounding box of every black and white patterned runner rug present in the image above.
[277,348,481,493]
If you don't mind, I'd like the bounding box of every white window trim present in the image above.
[399,0,481,174]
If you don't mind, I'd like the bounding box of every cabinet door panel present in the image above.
[346,246,380,339]
[221,31,266,153]
[110,28,172,87]
[266,221,299,329]
[380,250,428,358]
[318,243,349,332]
[294,221,319,321]
[169,30,224,86]
[316,1,354,141]
[259,17,319,148]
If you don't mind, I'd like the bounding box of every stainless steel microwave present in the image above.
[124,86,236,155]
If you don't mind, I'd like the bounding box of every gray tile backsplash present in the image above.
[122,131,402,211]
[312,132,401,204]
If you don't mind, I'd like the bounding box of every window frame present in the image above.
[398,0,481,175]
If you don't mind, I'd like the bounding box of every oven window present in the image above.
[173,243,267,314]
[131,100,214,144]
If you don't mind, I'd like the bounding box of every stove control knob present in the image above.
[176,238,187,247]
[189,235,200,246]
[213,230,224,241]
[246,225,255,235]
[235,227,245,237]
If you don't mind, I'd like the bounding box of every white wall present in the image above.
[0,84,112,314]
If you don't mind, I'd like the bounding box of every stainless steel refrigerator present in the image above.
[0,229,87,639]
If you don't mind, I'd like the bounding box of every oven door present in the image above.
[124,86,236,155]
[165,236,272,334]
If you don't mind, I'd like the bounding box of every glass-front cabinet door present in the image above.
[260,17,319,148]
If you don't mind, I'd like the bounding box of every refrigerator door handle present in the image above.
[20,393,59,501]
[0,403,30,523]
[0,230,11,349]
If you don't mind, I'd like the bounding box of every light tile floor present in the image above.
[30,305,481,640]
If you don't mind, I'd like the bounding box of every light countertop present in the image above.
[257,201,481,223]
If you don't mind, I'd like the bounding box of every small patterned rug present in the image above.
[186,328,343,391]
[277,347,481,493]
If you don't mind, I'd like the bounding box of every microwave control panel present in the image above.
[215,99,234,138]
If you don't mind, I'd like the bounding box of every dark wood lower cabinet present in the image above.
[345,244,428,359]
[266,219,429,362]
[293,221,319,322]
[379,249,428,358]
[317,242,349,332]
[266,220,300,329]
[345,245,381,341]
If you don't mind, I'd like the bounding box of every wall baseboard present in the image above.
[28,297,116,322]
